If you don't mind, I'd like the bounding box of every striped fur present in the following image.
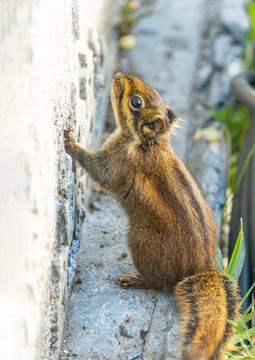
[175,271,240,360]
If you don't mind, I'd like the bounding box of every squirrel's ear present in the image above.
[166,106,177,124]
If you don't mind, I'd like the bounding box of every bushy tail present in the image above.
[175,270,240,360]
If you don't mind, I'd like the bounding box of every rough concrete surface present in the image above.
[61,194,180,360]
[60,0,248,359]
[0,1,118,360]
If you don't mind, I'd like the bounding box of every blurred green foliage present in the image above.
[118,0,152,36]
[212,105,251,190]
[244,1,255,69]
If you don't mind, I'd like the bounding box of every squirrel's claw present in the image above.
[64,127,74,155]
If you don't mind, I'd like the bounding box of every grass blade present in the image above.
[239,282,255,311]
[226,219,246,280]
[243,309,255,323]
[232,326,255,343]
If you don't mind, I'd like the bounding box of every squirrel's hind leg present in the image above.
[118,275,150,289]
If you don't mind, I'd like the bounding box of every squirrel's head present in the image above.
[111,73,177,146]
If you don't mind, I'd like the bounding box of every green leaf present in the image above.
[212,105,232,123]
[243,309,255,323]
[239,282,255,311]
[247,2,255,33]
[232,326,255,344]
[228,320,246,334]
[226,219,246,280]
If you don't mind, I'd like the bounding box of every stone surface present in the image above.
[60,194,181,360]
[0,1,118,360]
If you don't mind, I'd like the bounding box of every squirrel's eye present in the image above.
[130,96,142,110]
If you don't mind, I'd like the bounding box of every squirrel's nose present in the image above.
[114,73,124,81]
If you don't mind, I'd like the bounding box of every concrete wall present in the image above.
[0,1,118,359]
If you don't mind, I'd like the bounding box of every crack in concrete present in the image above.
[141,295,158,359]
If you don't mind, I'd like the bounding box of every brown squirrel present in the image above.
[64,73,240,360]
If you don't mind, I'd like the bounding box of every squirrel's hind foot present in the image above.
[118,275,149,289]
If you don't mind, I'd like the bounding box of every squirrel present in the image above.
[64,73,240,360]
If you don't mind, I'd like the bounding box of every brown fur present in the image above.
[175,271,240,360]
[64,73,240,359]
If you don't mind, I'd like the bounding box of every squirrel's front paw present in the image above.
[64,128,75,155]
